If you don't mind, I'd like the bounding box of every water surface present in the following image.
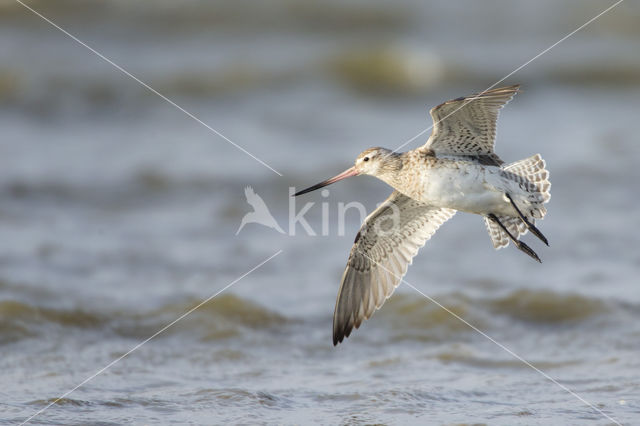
[1,1,639,424]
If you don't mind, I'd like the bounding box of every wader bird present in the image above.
[295,85,551,345]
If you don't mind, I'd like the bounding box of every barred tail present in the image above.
[485,216,527,249]
[505,153,551,212]
[485,154,551,249]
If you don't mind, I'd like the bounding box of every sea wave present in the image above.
[0,288,622,347]
[488,289,609,323]
[356,288,615,345]
[436,348,580,370]
[0,300,105,344]
[0,294,288,344]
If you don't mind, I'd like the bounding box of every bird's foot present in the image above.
[505,193,549,246]
[515,239,542,263]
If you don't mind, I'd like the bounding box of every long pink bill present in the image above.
[294,167,359,196]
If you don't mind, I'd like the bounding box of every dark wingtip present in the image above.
[333,332,348,346]
[333,322,352,346]
[333,326,345,346]
[333,330,343,346]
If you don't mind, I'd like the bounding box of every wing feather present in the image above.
[421,85,520,165]
[333,191,456,345]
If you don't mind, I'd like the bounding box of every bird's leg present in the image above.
[505,193,549,246]
[488,213,541,263]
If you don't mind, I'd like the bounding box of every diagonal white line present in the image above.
[358,251,621,425]
[19,250,283,425]
[392,0,625,154]
[14,0,283,177]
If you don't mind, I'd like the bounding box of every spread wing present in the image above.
[333,191,456,345]
[421,85,520,166]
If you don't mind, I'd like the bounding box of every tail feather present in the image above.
[486,154,551,249]
[503,154,550,219]
[504,154,551,205]
[485,215,528,249]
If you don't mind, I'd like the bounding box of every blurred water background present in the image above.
[1,0,639,424]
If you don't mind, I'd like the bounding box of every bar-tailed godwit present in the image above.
[295,85,551,345]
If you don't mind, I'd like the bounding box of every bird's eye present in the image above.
[363,157,369,162]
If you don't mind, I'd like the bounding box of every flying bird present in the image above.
[294,85,551,345]
[236,186,285,235]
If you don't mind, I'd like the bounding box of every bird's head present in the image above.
[353,147,393,176]
[294,147,398,196]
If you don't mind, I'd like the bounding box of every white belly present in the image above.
[413,164,514,215]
